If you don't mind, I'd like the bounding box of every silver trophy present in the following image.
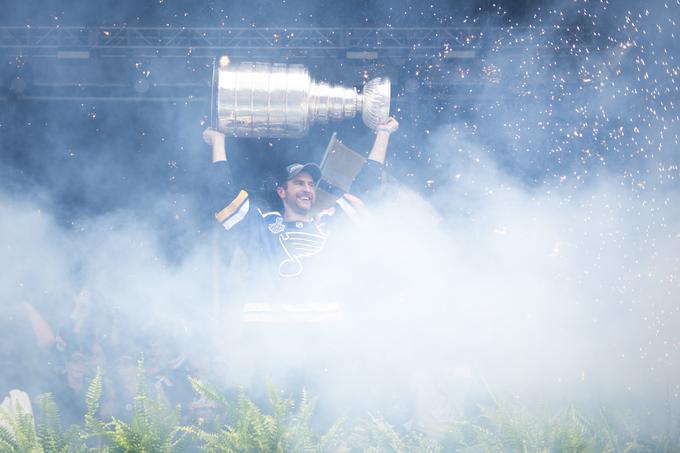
[212,61,390,138]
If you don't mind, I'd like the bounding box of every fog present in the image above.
[1,0,678,436]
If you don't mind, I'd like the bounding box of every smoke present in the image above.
[0,0,679,435]
[197,0,680,426]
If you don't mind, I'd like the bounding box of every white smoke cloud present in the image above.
[3,124,677,427]
[1,0,678,437]
[302,143,680,425]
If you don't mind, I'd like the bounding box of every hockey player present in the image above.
[202,117,398,321]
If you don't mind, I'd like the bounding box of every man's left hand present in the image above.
[375,117,399,134]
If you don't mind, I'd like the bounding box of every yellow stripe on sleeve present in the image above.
[342,193,366,210]
[215,190,249,223]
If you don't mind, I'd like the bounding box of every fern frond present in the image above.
[0,405,41,453]
[365,413,407,452]
[81,369,108,445]
[284,387,318,452]
[403,429,442,453]
[318,417,346,452]
[132,356,150,433]
[35,393,65,453]
[0,424,19,452]
[84,369,102,425]
[188,377,230,411]
[296,388,316,426]
[176,424,214,442]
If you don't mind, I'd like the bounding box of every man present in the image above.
[202,121,398,402]
[202,117,398,300]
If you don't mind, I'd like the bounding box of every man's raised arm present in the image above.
[350,117,399,197]
[203,128,251,231]
[367,117,399,165]
[203,128,227,163]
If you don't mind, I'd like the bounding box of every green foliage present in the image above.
[0,392,89,453]
[82,357,189,452]
[35,393,87,453]
[344,413,442,453]
[188,377,230,412]
[185,380,322,452]
[2,370,680,452]
[83,367,106,440]
[469,397,546,452]
[546,406,596,453]
[35,393,63,453]
[0,400,41,453]
[440,397,671,453]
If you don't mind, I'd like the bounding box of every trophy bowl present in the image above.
[212,60,391,138]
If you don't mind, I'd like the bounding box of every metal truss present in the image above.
[0,26,484,59]
[0,25,592,102]
[0,25,591,59]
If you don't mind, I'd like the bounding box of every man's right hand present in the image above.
[203,128,227,163]
[203,128,225,146]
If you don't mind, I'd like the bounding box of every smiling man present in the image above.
[277,162,319,222]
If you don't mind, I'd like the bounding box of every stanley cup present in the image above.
[212,61,391,138]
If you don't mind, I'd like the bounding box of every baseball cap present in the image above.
[280,162,322,185]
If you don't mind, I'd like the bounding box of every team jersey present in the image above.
[209,160,382,306]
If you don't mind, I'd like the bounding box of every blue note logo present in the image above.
[277,231,326,277]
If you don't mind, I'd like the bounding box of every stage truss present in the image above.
[0,25,591,102]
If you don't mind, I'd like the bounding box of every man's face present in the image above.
[277,171,316,216]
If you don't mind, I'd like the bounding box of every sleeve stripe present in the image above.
[342,193,365,209]
[336,196,359,221]
[215,190,249,223]
[222,199,250,230]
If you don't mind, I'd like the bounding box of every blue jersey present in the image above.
[209,160,381,299]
